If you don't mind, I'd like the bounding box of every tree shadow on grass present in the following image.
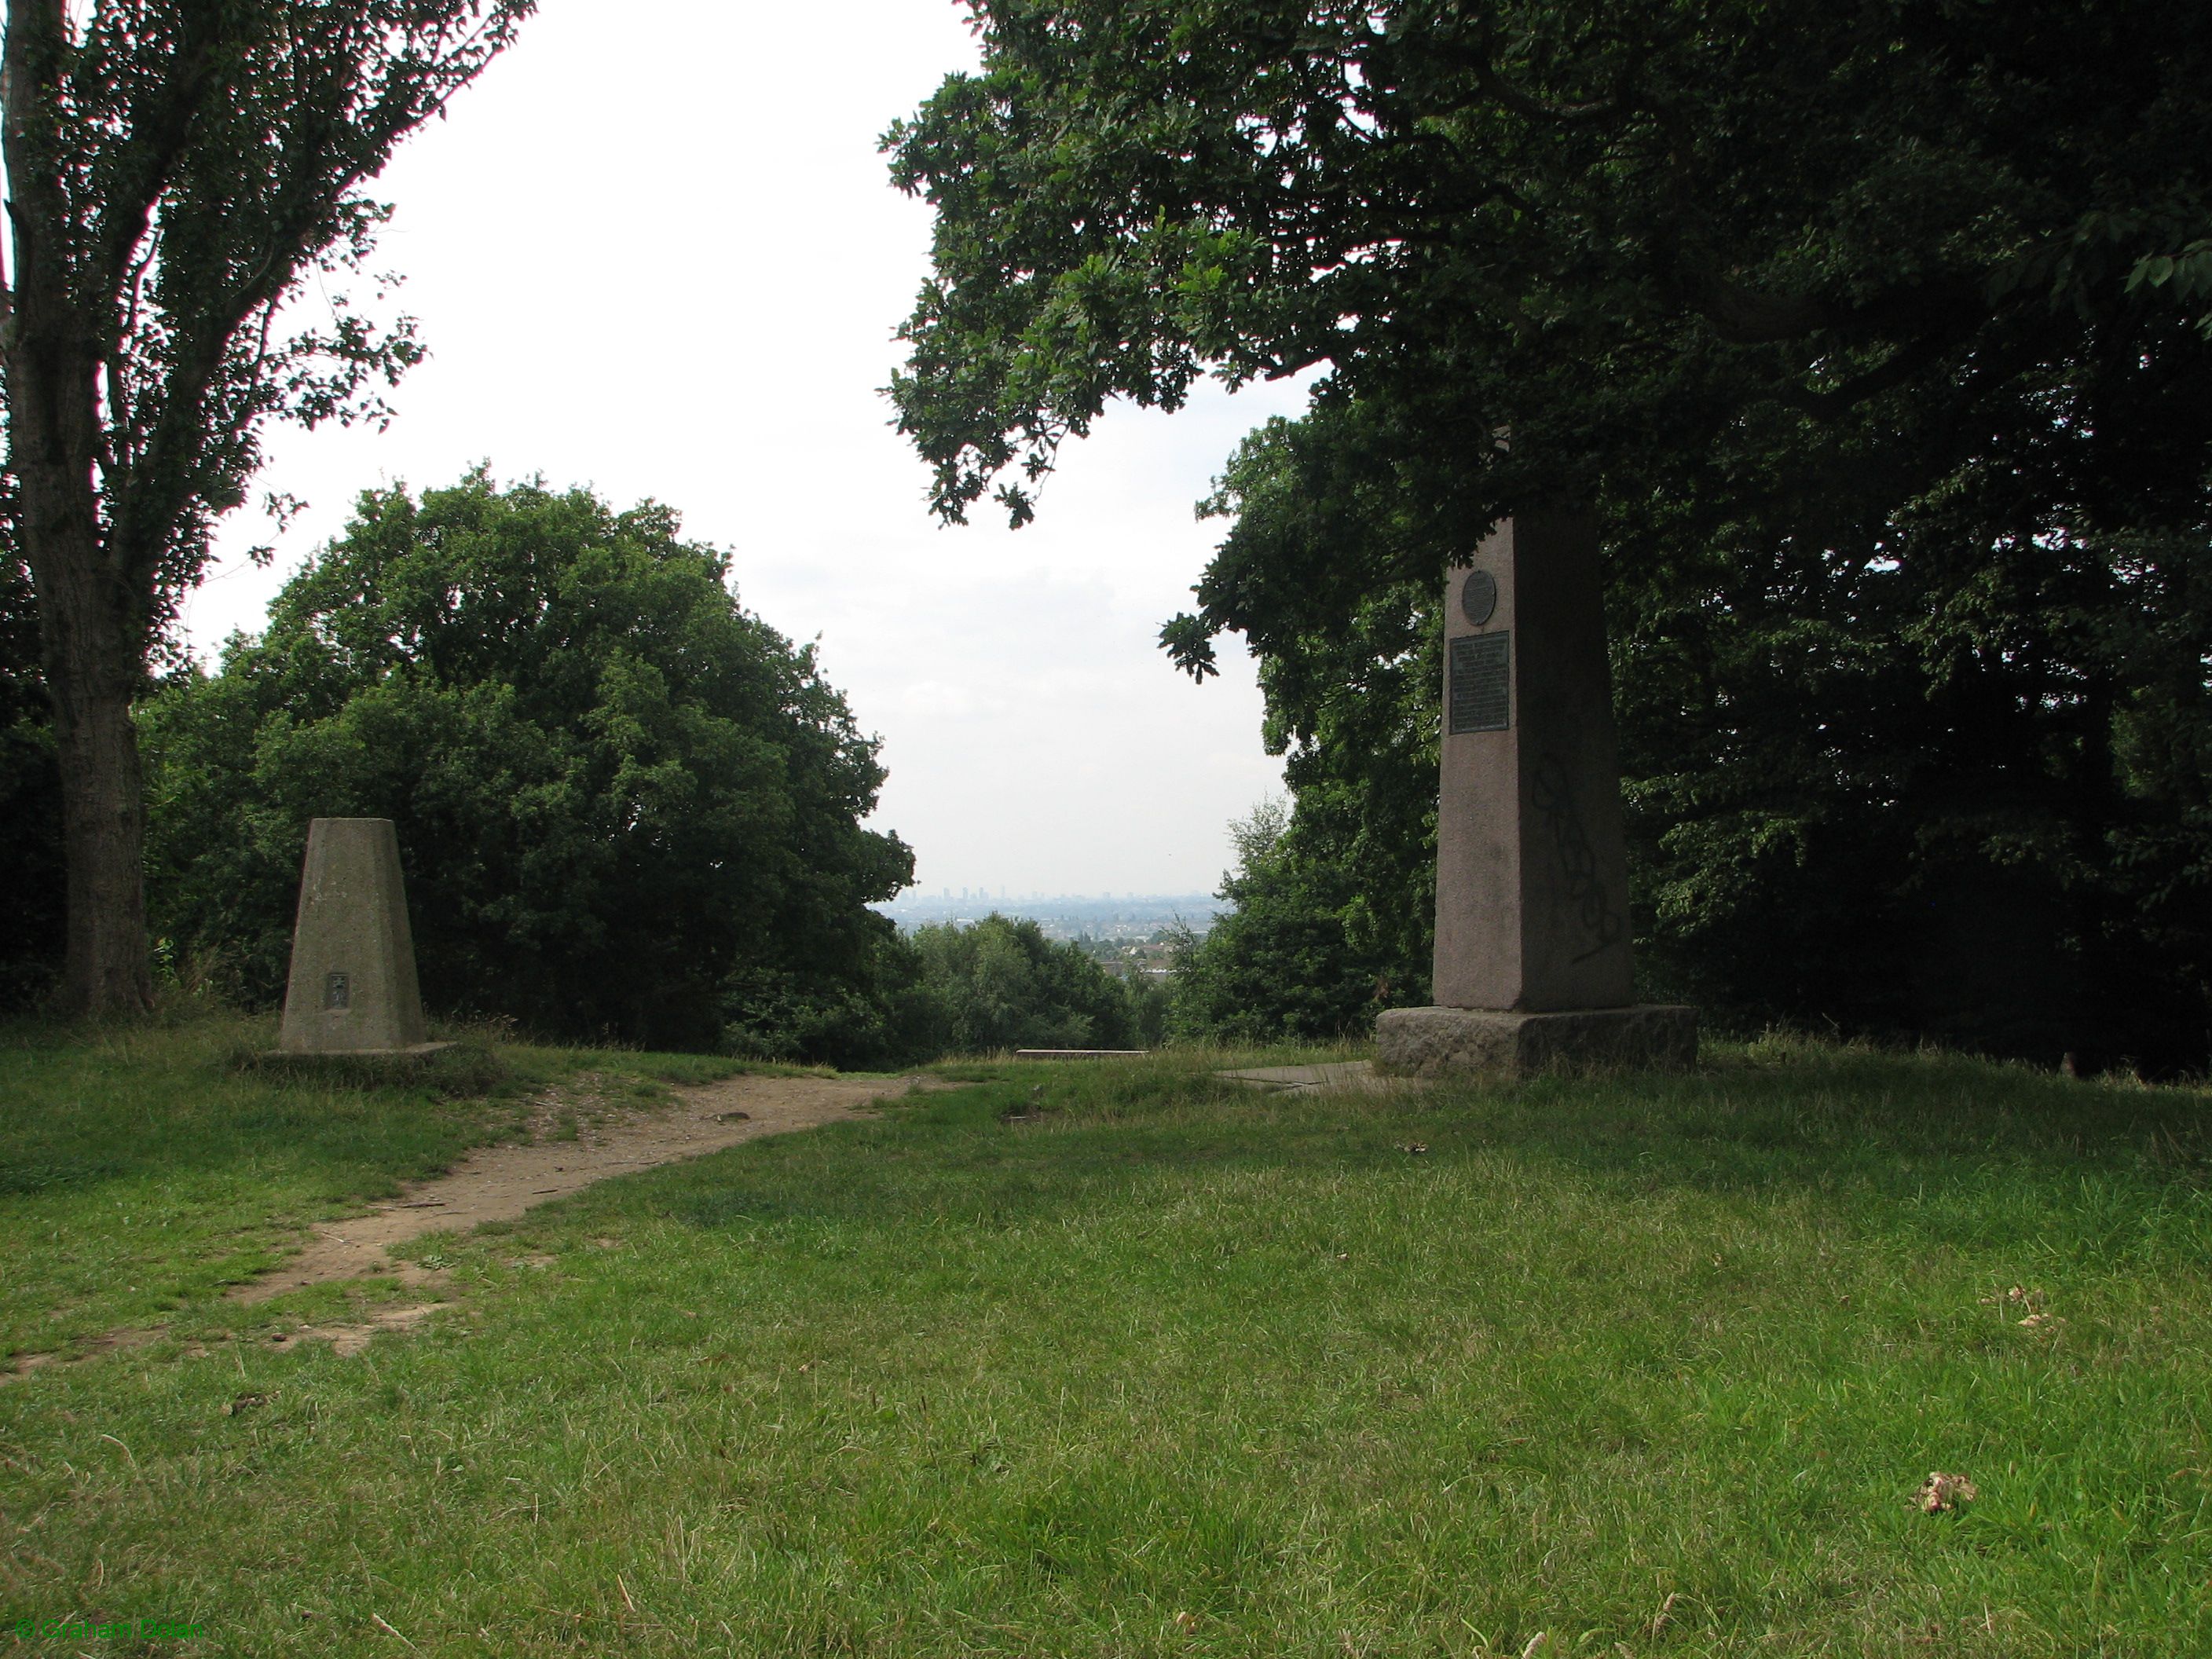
[1490,1039,2209,1179]
[642,1042,2212,1273]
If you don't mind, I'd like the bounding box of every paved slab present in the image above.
[1216,1061,1397,1095]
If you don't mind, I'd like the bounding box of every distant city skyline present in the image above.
[884,888,1221,903]
[871,888,1228,942]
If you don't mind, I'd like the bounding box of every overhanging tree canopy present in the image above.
[889,0,2210,555]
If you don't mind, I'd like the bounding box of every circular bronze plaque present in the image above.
[1460,569,1499,627]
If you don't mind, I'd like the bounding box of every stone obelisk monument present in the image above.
[277,818,441,1055]
[1375,514,1697,1075]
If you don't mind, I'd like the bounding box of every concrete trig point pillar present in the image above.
[276,818,443,1056]
[1375,513,1697,1076]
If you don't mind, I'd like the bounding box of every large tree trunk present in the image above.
[10,346,157,1017]
[35,540,156,1019]
[6,0,157,1017]
[13,423,156,1019]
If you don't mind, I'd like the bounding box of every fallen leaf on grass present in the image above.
[1979,1285,2068,1335]
[1917,1471,1979,1513]
[224,1391,271,1417]
[1174,1610,1199,1632]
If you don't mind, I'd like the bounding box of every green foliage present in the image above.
[909,912,1136,1052]
[1119,965,1171,1047]
[4,0,537,622]
[890,0,2211,530]
[891,2,2212,1071]
[720,931,945,1071]
[1612,503,2212,1068]
[2126,239,2212,339]
[141,471,914,1056]
[1170,797,1415,1043]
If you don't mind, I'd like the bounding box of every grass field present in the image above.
[0,1013,745,1361]
[2,1018,2209,1655]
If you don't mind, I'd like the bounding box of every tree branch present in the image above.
[5,0,78,317]
[1468,53,1635,126]
[87,16,223,313]
[1783,329,1960,420]
[1677,267,1839,344]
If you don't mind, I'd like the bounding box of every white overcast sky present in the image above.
[180,0,1310,900]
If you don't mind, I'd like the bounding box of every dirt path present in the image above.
[2,1072,937,1381]
[234,1071,936,1303]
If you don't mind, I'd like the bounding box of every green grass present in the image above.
[0,1011,748,1359]
[2,1025,2210,1655]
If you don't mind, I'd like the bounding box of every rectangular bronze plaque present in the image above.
[1448,631,1511,733]
[324,972,350,1011]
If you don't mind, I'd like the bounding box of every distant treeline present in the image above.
[6,464,2207,1073]
[0,474,1161,1064]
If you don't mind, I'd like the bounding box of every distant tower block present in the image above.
[277,818,435,1054]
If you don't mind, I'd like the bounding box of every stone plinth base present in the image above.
[264,1042,455,1060]
[1375,1005,1697,1078]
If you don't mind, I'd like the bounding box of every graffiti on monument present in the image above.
[1533,753,1625,961]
